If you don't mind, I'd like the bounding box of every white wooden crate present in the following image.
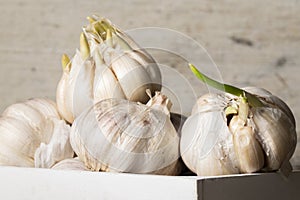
[0,166,299,200]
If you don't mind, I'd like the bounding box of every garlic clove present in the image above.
[0,117,39,167]
[34,117,74,168]
[2,102,44,134]
[56,51,87,123]
[252,107,297,170]
[110,52,153,103]
[56,70,74,123]
[24,98,61,119]
[229,116,264,173]
[126,50,162,92]
[51,158,88,171]
[243,87,297,170]
[72,60,95,118]
[0,145,34,167]
[93,50,126,103]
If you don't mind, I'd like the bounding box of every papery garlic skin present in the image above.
[181,87,297,176]
[56,16,161,123]
[70,92,182,175]
[0,98,74,168]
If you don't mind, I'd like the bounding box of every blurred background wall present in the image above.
[0,0,299,166]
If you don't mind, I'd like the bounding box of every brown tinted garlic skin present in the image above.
[180,87,297,176]
[70,92,182,175]
[56,16,161,124]
[0,98,74,168]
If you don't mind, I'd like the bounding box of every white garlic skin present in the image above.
[0,98,74,168]
[70,92,182,175]
[56,17,161,124]
[180,87,297,176]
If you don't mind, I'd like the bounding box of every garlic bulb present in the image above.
[0,98,74,168]
[70,91,182,175]
[57,16,161,123]
[52,158,88,171]
[180,64,297,176]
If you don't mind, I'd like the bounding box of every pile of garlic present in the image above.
[0,16,297,177]
[0,16,182,175]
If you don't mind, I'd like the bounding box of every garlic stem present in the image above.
[238,97,249,124]
[95,19,132,51]
[61,54,71,71]
[87,16,96,23]
[106,29,113,47]
[189,63,263,107]
[94,22,106,38]
[225,106,238,116]
[101,19,113,32]
[80,32,90,60]
[146,91,172,115]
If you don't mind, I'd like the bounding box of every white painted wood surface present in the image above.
[0,166,197,200]
[0,166,299,200]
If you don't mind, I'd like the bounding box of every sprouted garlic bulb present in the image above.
[57,15,161,123]
[0,98,74,168]
[70,91,182,175]
[180,64,297,176]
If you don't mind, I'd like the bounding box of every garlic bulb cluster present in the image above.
[57,16,161,123]
[180,65,297,176]
[70,91,182,175]
[0,98,74,168]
